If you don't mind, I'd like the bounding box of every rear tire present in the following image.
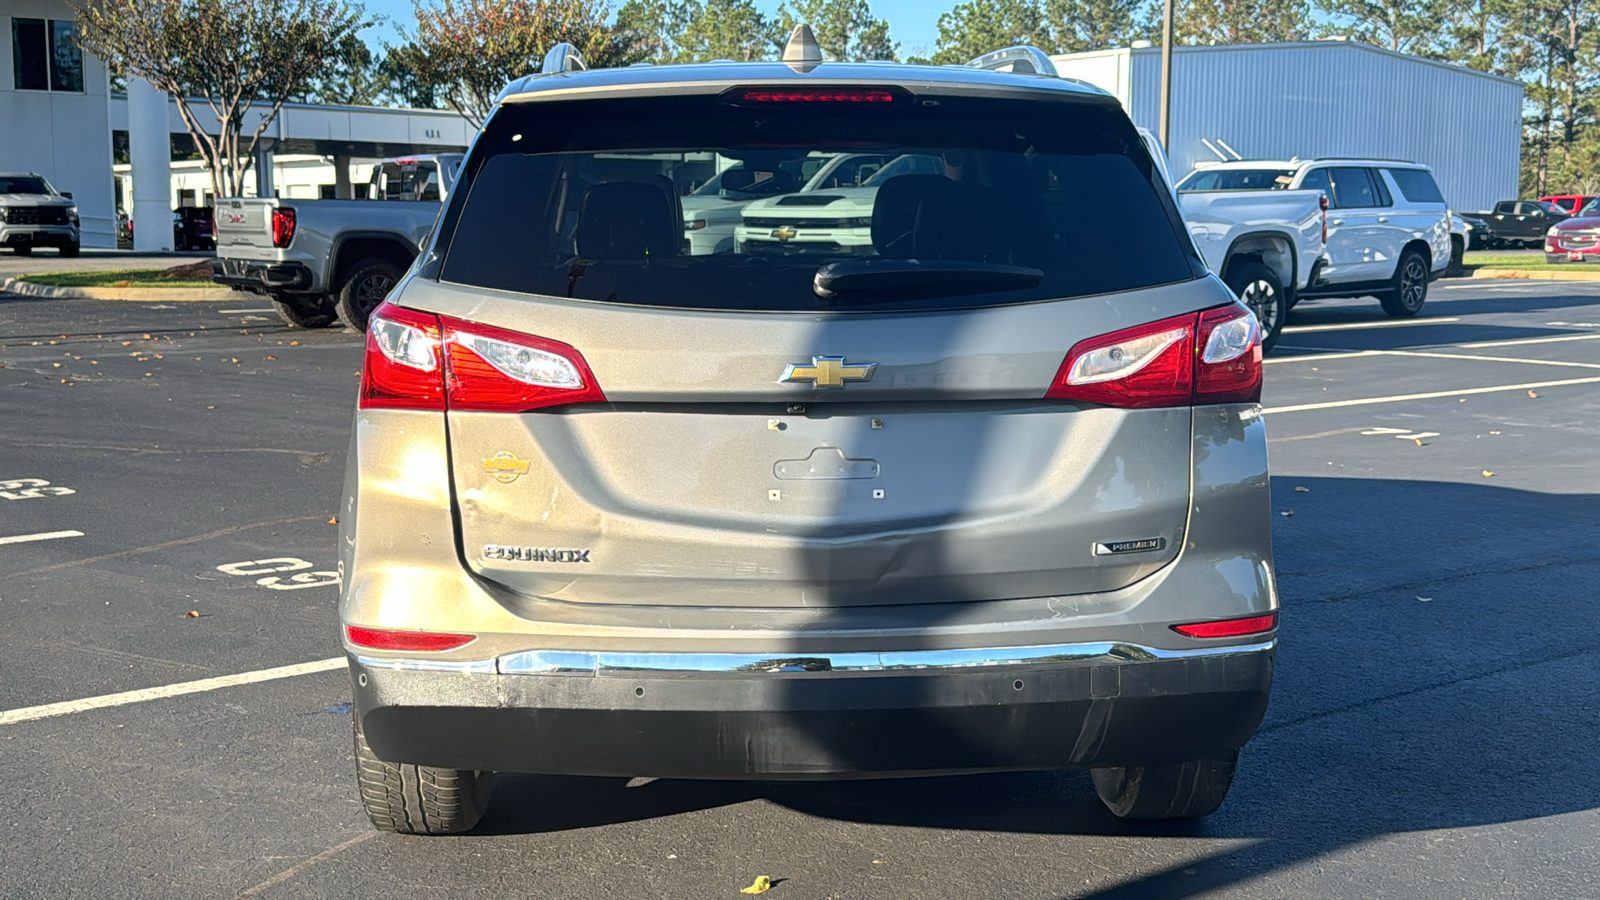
[270,293,338,329]
[334,259,403,333]
[59,242,79,258]
[1447,236,1464,276]
[1091,750,1239,820]
[1379,249,1429,318]
[354,719,493,835]
[1224,261,1286,355]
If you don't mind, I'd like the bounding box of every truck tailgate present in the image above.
[214,199,278,261]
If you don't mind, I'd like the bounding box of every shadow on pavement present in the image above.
[473,474,1600,900]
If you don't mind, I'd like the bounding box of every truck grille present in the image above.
[6,207,70,226]
[745,218,862,229]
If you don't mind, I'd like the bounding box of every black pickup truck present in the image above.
[1464,200,1569,248]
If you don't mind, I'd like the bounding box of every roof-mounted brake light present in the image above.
[723,86,906,105]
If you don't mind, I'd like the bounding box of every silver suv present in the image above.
[340,31,1278,835]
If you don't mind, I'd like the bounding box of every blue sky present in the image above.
[359,0,945,59]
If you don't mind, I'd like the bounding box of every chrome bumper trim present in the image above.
[494,639,1275,677]
[354,654,498,674]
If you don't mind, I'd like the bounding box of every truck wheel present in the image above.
[1091,750,1238,820]
[1447,236,1464,276]
[1224,261,1286,354]
[354,719,493,835]
[1379,249,1429,318]
[60,242,79,258]
[270,294,338,329]
[335,260,403,333]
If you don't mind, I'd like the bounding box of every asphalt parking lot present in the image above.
[2,280,1597,899]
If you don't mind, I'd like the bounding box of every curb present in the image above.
[0,277,237,301]
[1467,268,1600,282]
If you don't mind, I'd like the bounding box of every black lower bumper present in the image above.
[210,258,313,292]
[351,647,1274,779]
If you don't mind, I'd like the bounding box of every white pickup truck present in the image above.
[1139,132,1325,354]
[212,154,461,331]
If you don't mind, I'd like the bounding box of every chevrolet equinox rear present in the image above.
[339,33,1278,835]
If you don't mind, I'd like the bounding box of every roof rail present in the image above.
[967,46,1058,77]
[541,43,587,75]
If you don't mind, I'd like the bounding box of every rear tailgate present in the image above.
[407,279,1212,610]
[213,199,279,260]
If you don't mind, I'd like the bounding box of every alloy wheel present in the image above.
[1401,258,1427,310]
[1239,279,1279,336]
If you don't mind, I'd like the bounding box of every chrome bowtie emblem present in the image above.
[780,356,877,389]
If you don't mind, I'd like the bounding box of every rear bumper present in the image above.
[210,258,313,292]
[351,640,1274,778]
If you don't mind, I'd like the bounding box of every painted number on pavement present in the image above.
[0,478,75,500]
[217,557,341,590]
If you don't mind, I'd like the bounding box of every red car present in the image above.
[1539,194,1595,215]
[1545,198,1600,263]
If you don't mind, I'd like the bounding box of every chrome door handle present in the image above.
[1377,216,1389,223]
[1330,218,1345,226]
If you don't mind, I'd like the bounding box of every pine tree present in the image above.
[774,0,898,61]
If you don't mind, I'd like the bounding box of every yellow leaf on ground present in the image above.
[1528,390,1538,398]
[1482,470,1494,477]
[740,876,772,894]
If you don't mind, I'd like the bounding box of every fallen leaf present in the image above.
[141,334,151,340]
[206,405,215,410]
[1490,431,1501,435]
[1280,510,1294,517]
[120,341,131,346]
[1482,470,1494,477]
[1528,390,1538,398]
[328,516,339,525]
[266,355,277,360]
[1413,437,1424,446]
[1293,486,1310,493]
[290,340,300,346]
[1458,398,1466,402]
[52,362,60,368]
[185,610,200,618]
[740,876,772,895]
[144,373,152,377]
[1416,596,1433,602]
[89,360,97,364]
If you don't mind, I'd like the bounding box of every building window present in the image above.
[320,184,337,199]
[11,18,83,92]
[50,21,83,92]
[12,19,48,90]
[177,188,196,208]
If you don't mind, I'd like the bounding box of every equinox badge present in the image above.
[780,356,877,389]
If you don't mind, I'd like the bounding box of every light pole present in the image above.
[1159,0,1175,151]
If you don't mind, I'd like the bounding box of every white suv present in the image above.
[1178,159,1451,317]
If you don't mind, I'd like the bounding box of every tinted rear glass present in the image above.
[434,93,1200,312]
[1176,169,1295,191]
[1386,168,1445,204]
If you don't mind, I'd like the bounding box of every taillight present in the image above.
[271,207,296,247]
[443,318,606,411]
[1194,302,1263,403]
[1046,301,1262,408]
[361,303,445,410]
[1046,312,1195,408]
[1172,612,1277,639]
[358,302,606,412]
[345,625,476,652]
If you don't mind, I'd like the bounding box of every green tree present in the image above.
[300,34,389,106]
[73,0,367,199]
[1046,0,1152,52]
[614,0,692,62]
[1170,0,1311,44]
[406,0,641,127]
[929,0,1050,64]
[678,0,774,61]
[775,0,897,61]
[1314,0,1451,53]
[375,44,447,108]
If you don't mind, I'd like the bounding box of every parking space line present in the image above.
[1282,318,1461,334]
[1456,333,1600,348]
[1376,349,1600,370]
[0,530,83,545]
[1264,349,1381,364]
[1263,375,1600,414]
[10,515,320,578]
[0,657,345,726]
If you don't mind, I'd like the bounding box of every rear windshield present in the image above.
[1176,169,1294,192]
[0,176,51,195]
[432,93,1201,313]
[372,161,441,201]
[1386,168,1445,204]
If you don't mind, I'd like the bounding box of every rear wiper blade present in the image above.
[813,259,1043,304]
